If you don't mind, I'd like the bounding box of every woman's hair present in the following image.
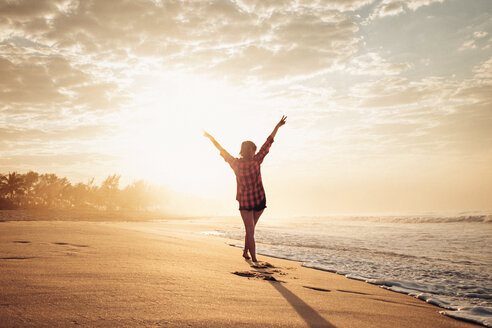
[240,141,257,159]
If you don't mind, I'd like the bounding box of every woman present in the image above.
[204,116,287,262]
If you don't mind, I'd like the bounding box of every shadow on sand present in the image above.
[245,259,336,328]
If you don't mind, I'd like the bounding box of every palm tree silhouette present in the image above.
[21,171,39,207]
[100,174,121,211]
[0,170,161,211]
[0,172,25,201]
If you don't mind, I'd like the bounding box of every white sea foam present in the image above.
[201,231,225,236]
[218,215,492,327]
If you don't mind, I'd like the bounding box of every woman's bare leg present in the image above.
[240,210,257,262]
[254,209,264,226]
[241,209,264,260]
[243,233,250,259]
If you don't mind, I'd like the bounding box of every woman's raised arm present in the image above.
[269,115,287,139]
[203,131,224,152]
[255,115,287,163]
[204,131,234,162]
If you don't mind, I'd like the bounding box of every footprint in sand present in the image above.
[251,261,275,269]
[52,242,89,248]
[5,242,35,260]
[232,270,282,282]
[336,289,370,295]
[303,286,331,292]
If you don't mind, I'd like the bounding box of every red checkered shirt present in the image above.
[220,136,274,209]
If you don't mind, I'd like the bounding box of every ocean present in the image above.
[207,214,492,327]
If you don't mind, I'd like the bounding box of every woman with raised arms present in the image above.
[204,116,287,262]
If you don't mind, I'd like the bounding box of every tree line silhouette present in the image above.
[0,171,162,211]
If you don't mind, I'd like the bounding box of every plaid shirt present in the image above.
[220,136,274,209]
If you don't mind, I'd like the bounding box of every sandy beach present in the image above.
[0,212,480,327]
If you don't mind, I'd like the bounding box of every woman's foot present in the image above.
[243,251,250,259]
[251,257,258,262]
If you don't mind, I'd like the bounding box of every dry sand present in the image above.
[0,212,480,327]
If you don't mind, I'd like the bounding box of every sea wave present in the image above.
[342,214,492,224]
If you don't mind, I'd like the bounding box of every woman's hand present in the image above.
[270,115,287,139]
[203,130,214,140]
[276,115,287,128]
[204,130,228,154]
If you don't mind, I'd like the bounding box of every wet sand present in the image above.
[0,213,480,327]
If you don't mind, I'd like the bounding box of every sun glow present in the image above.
[114,71,267,196]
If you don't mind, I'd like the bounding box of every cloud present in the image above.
[345,52,412,75]
[406,0,444,11]
[459,31,490,51]
[0,46,127,119]
[473,31,488,39]
[0,125,114,144]
[377,2,405,17]
[233,0,375,15]
[1,0,365,82]
[472,56,492,79]
[0,0,55,19]
[338,56,492,157]
[0,56,68,104]
[367,0,445,20]
[348,77,447,108]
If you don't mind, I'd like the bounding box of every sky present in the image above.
[1,0,491,216]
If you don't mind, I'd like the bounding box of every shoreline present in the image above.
[221,216,491,328]
[0,216,483,327]
[227,243,488,328]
